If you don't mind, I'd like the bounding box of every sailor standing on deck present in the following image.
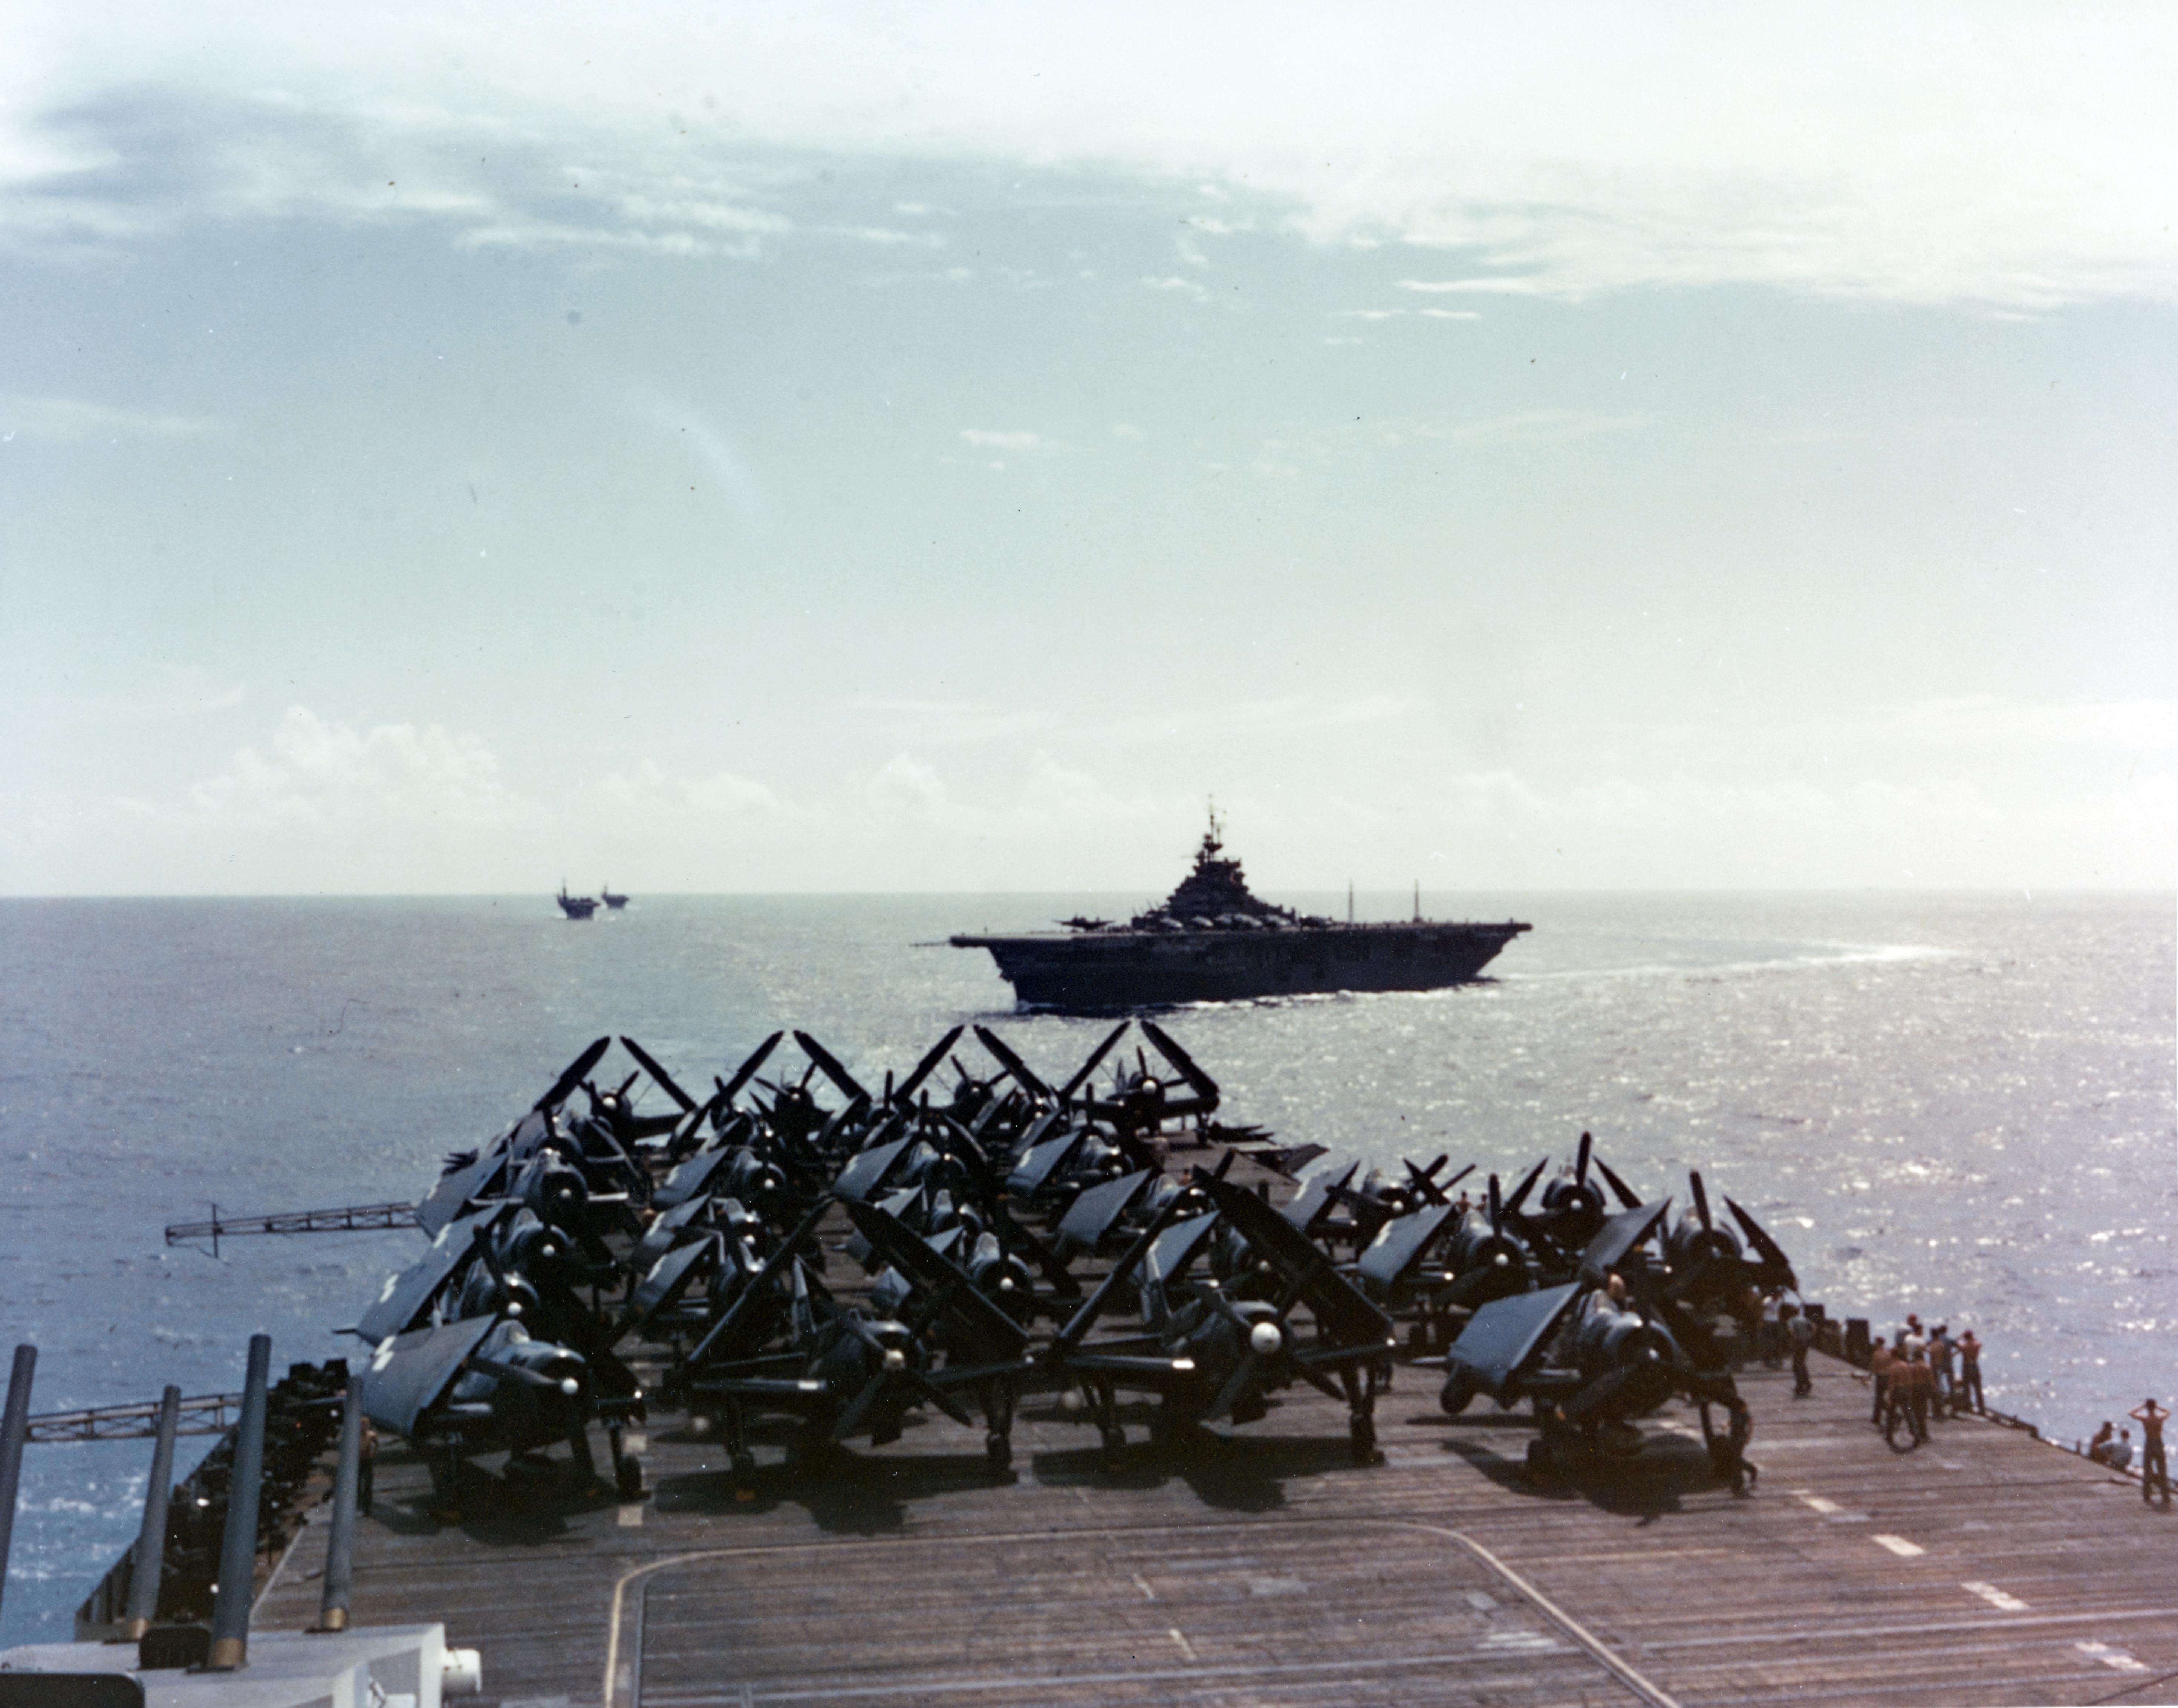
[2131,1399,2169,1506]
[1866,1337,1895,1427]
[1784,1303,1815,1398]
[1955,1328,1985,1414]
[1928,1325,1956,1416]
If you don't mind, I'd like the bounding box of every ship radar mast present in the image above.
[1199,799,1225,866]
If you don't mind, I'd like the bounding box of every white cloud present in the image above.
[867,752,948,814]
[0,394,214,441]
[1395,278,1546,296]
[598,758,779,816]
[958,428,1043,451]
[5,7,2170,304]
[188,707,532,828]
[1141,275,1209,301]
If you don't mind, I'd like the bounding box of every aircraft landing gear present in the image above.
[1700,1396,1756,1492]
[608,1424,645,1500]
[1089,1383,1126,1468]
[427,1445,465,1519]
[1342,1363,1383,1465]
[718,1403,757,1492]
[567,1419,603,1494]
[980,1380,1016,1476]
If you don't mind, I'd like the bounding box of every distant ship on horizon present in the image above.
[950,812,1530,1011]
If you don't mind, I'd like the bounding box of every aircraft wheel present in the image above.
[1099,1424,1126,1467]
[986,1431,1013,1472]
[1525,1438,1554,1479]
[616,1456,645,1500]
[1350,1413,1380,1465]
[1439,1373,1476,1416]
[730,1450,756,1483]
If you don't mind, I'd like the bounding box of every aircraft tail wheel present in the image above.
[985,1430,1013,1472]
[1440,1373,1476,1416]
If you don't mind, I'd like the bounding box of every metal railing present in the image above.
[165,1200,419,1253]
[27,1391,250,1444]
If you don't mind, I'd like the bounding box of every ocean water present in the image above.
[0,890,2170,1646]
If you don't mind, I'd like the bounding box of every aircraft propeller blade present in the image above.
[901,1366,975,1428]
[987,1197,1080,1297]
[1487,1174,1503,1235]
[1563,1360,1645,1424]
[667,1102,711,1153]
[1575,1131,1593,1187]
[1403,1157,1466,1206]
[1724,1196,1799,1286]
[1056,1022,1131,1103]
[1690,1170,1712,1232]
[894,1027,965,1106]
[830,1366,890,1442]
[619,1037,696,1112]
[1594,1157,1644,1210]
[793,1032,869,1105]
[1503,1158,1547,1216]
[535,1037,613,1113]
[1205,1349,1263,1423]
[972,1026,1054,1100]
[718,1033,785,1105]
[1138,1021,1219,1102]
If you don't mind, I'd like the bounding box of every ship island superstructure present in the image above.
[951,814,1530,1010]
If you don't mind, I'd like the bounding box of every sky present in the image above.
[2,3,2173,894]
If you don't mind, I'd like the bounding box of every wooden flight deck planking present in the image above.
[248,1158,2174,1708]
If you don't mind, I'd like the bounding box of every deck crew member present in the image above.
[1955,1328,1985,1413]
[1783,1303,1815,1398]
[2130,1399,2169,1506]
[1866,1337,1895,1427]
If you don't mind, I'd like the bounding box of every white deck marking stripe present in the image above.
[1167,1627,1196,1660]
[618,1503,645,1528]
[1961,1580,2028,1612]
[2076,1641,2150,1673]
[1873,1534,1925,1557]
[1796,1492,1843,1514]
[1131,1571,1156,1601]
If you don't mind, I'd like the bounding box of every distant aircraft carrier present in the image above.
[951,814,1530,1010]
